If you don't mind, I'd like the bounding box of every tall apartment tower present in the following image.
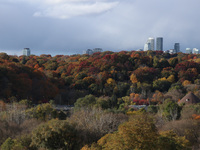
[23,48,31,56]
[156,37,163,51]
[144,37,154,51]
[174,43,180,53]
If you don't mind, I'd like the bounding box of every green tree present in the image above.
[74,94,96,109]
[157,130,190,150]
[153,79,171,92]
[153,56,160,68]
[95,96,111,109]
[26,103,57,121]
[1,137,14,150]
[159,58,170,68]
[31,119,77,150]
[1,137,24,150]
[169,57,178,67]
[159,99,181,121]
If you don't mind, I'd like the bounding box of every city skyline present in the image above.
[0,0,200,56]
[4,36,200,56]
[4,35,200,56]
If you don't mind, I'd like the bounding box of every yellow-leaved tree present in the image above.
[182,80,192,86]
[167,75,175,83]
[106,78,116,85]
[81,114,190,150]
[130,74,138,84]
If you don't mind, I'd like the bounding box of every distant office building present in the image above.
[83,48,103,55]
[23,48,30,56]
[93,48,103,53]
[186,48,192,54]
[174,43,180,53]
[156,37,163,51]
[84,49,93,55]
[144,37,154,51]
[193,48,199,54]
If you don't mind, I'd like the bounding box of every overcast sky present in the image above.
[0,0,200,56]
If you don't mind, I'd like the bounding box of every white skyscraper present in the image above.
[23,48,31,56]
[144,37,154,51]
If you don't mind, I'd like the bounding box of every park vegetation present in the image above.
[0,51,200,149]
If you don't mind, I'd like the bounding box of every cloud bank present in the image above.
[6,0,119,19]
[0,0,200,55]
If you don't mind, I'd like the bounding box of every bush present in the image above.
[1,137,24,150]
[74,94,96,109]
[147,105,158,113]
[1,137,14,150]
[26,103,57,121]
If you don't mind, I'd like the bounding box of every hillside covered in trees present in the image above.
[0,50,200,104]
[0,51,200,149]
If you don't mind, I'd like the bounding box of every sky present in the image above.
[0,0,200,56]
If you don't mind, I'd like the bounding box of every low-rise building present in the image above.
[193,48,199,54]
[186,48,192,54]
[83,48,103,55]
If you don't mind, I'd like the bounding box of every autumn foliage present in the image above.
[0,51,199,106]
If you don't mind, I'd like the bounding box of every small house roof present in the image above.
[178,92,200,105]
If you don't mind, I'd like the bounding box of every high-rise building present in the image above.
[23,48,31,56]
[156,37,163,51]
[144,43,150,51]
[144,37,154,51]
[174,43,180,53]
[186,48,192,54]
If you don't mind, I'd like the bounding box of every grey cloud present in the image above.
[33,1,119,19]
[0,0,200,55]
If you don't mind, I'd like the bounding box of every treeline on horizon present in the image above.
[0,50,200,104]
